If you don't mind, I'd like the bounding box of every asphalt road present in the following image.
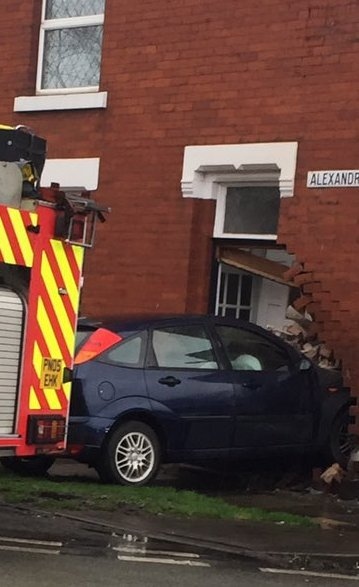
[0,461,357,585]
[0,551,354,587]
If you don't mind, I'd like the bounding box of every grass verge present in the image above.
[0,468,313,527]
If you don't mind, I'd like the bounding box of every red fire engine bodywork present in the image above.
[0,199,84,456]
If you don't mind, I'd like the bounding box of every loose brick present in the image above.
[294,272,314,286]
[293,295,313,311]
[283,263,305,282]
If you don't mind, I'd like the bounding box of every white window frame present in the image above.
[214,184,280,240]
[36,1,105,95]
[215,263,259,321]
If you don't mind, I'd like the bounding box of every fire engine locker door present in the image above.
[0,288,24,435]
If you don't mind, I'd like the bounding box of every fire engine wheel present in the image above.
[97,421,161,486]
[0,456,55,477]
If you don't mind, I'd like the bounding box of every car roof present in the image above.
[77,314,290,344]
[78,314,209,332]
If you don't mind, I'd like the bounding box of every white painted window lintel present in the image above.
[41,158,100,191]
[181,143,298,200]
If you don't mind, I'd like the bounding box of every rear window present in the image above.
[100,335,145,368]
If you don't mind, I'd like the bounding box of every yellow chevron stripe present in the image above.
[7,208,34,267]
[29,212,37,227]
[32,341,42,379]
[43,389,62,410]
[50,240,81,313]
[0,217,16,264]
[29,386,41,410]
[63,381,71,402]
[41,252,74,356]
[37,297,62,359]
[73,244,84,271]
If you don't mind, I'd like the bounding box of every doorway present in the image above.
[214,248,296,331]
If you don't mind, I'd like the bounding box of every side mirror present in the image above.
[62,366,73,383]
[299,358,312,371]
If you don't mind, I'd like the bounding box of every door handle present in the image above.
[242,381,259,390]
[158,376,181,387]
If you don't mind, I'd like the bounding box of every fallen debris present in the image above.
[312,516,355,530]
[320,463,346,485]
[268,305,340,370]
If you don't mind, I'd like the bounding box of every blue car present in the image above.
[68,315,351,486]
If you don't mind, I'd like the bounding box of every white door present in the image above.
[255,278,290,330]
[255,249,293,330]
[0,288,24,434]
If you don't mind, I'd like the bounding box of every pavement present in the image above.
[1,459,359,575]
[36,459,359,575]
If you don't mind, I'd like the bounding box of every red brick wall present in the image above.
[0,1,358,426]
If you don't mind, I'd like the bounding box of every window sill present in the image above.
[214,233,277,240]
[13,92,108,112]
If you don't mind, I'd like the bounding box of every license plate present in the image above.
[40,357,63,390]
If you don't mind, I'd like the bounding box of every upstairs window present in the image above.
[37,0,105,93]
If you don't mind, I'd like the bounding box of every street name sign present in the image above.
[307,170,359,188]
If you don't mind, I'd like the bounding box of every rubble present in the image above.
[320,463,346,485]
[268,305,340,370]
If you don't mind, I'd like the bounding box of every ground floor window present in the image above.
[215,264,256,321]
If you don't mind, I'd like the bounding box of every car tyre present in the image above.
[328,408,354,467]
[0,455,55,477]
[98,421,161,486]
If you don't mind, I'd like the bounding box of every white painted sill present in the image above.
[13,91,108,112]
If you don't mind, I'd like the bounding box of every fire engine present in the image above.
[0,125,108,475]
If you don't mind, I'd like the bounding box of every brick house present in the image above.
[0,0,358,433]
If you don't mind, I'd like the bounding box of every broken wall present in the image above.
[278,188,359,435]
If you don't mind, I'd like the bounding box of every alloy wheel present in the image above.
[115,431,155,483]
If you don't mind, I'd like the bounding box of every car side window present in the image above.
[101,335,143,368]
[215,325,290,372]
[151,325,218,370]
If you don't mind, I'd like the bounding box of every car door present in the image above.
[213,323,315,450]
[144,321,235,454]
